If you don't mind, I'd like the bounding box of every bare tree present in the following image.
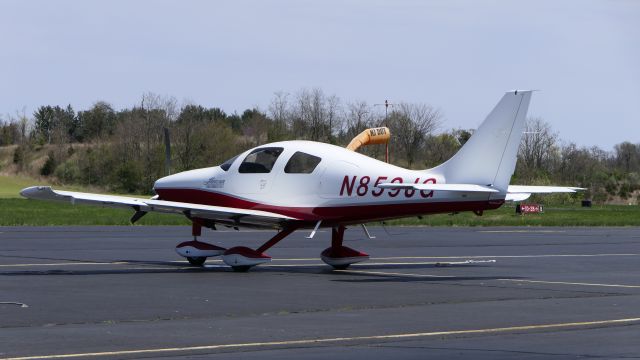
[308,88,326,141]
[113,92,178,191]
[290,88,340,142]
[173,103,201,171]
[517,117,559,181]
[344,101,371,138]
[614,142,640,174]
[268,91,290,140]
[387,103,441,167]
[326,94,342,143]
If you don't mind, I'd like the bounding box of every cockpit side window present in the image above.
[220,155,239,171]
[284,151,322,174]
[238,147,284,173]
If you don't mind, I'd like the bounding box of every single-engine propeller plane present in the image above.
[21,90,582,271]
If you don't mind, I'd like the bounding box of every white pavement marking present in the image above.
[2,317,640,360]
[0,302,28,308]
[261,261,488,268]
[369,254,640,260]
[499,279,640,289]
[339,269,640,289]
[0,262,129,268]
[335,269,454,278]
[479,230,566,233]
[183,254,640,262]
[3,253,638,269]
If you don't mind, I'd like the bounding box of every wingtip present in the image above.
[19,186,51,198]
[19,186,36,198]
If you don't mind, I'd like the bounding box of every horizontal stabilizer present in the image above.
[506,185,586,202]
[377,183,499,193]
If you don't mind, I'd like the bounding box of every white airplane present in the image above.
[21,90,582,271]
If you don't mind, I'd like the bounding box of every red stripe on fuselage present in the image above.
[155,188,504,224]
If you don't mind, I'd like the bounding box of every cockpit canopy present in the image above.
[239,147,283,173]
[219,146,322,174]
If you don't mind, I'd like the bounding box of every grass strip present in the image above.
[1,198,639,226]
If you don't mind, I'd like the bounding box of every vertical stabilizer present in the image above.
[432,90,532,193]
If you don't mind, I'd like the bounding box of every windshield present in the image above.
[220,155,239,171]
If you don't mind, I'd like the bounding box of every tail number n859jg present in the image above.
[339,175,436,198]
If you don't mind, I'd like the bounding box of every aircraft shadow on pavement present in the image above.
[0,257,508,278]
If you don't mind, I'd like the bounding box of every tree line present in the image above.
[0,88,638,203]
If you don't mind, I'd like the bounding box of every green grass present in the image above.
[385,204,640,227]
[0,175,113,199]
[0,174,182,225]
[0,198,190,226]
[0,175,41,198]
[1,197,639,226]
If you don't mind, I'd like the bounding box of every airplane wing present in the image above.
[506,185,586,201]
[377,182,499,193]
[20,186,298,228]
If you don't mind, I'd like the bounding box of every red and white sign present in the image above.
[519,203,544,214]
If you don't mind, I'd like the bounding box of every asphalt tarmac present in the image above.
[1,226,640,359]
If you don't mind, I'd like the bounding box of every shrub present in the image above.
[53,161,81,183]
[111,161,142,193]
[13,145,25,165]
[40,152,57,176]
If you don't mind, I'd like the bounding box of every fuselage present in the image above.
[153,140,504,225]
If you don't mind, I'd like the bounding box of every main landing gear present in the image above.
[175,222,226,266]
[175,222,369,271]
[320,225,369,270]
[175,222,297,272]
[222,227,296,272]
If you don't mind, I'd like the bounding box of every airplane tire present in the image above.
[187,257,206,266]
[332,264,350,270]
[231,265,252,272]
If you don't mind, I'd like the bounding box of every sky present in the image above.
[0,0,638,150]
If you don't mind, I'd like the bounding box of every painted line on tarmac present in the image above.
[4,254,636,268]
[335,269,454,278]
[369,254,640,260]
[0,262,129,268]
[197,253,640,263]
[5,253,635,269]
[242,254,640,261]
[499,279,640,289]
[263,261,481,268]
[340,269,640,288]
[3,317,640,360]
[479,230,566,233]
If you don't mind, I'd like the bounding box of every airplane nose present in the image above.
[153,168,220,192]
[153,173,178,190]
